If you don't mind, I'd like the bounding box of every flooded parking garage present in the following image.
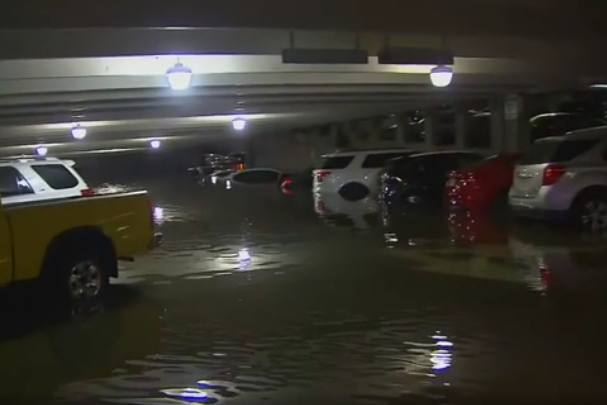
[2,172,607,404]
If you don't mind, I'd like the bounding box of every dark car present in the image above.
[380,151,485,208]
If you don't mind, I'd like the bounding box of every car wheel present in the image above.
[51,252,110,303]
[339,182,370,201]
[570,188,607,232]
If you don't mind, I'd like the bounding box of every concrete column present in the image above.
[423,109,434,151]
[503,94,529,152]
[454,106,466,149]
[490,95,530,153]
[489,98,505,153]
[399,113,409,147]
[369,118,382,147]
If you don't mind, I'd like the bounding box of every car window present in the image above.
[462,153,520,170]
[404,154,460,178]
[0,167,34,197]
[319,156,354,170]
[232,169,280,184]
[401,157,427,177]
[530,114,600,142]
[384,157,410,177]
[519,139,599,165]
[30,164,79,189]
[455,153,485,169]
[361,152,412,168]
[431,154,461,173]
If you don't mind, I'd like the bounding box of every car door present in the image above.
[423,154,462,202]
[0,167,29,284]
[396,156,436,203]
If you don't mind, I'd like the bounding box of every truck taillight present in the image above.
[316,170,331,182]
[542,164,566,186]
[80,188,95,197]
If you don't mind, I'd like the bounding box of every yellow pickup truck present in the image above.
[0,190,162,301]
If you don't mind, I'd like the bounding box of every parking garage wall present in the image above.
[73,146,201,186]
[248,115,488,172]
[249,94,560,172]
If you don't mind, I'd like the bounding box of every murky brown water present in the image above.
[3,176,607,404]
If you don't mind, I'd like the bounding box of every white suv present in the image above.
[0,157,92,204]
[509,126,607,230]
[313,148,416,199]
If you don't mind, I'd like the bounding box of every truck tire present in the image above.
[51,251,111,303]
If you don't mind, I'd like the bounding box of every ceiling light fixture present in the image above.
[232,117,247,131]
[150,139,161,149]
[166,62,193,91]
[35,145,48,156]
[71,124,87,139]
[429,65,453,87]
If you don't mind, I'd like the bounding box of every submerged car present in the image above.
[445,152,522,212]
[380,150,485,208]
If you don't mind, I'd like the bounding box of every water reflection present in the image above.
[0,287,162,403]
[312,192,607,301]
[313,193,379,230]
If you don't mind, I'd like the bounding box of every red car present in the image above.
[445,152,523,211]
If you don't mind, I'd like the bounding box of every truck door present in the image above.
[0,167,18,285]
[0,210,12,285]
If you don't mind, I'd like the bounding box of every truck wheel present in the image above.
[569,188,607,232]
[53,253,110,303]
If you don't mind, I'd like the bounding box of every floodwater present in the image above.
[3,174,607,404]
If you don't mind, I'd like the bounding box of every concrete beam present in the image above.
[2,1,605,38]
[0,56,533,79]
[0,73,537,99]
[0,55,595,99]
[0,96,493,119]
[3,28,607,60]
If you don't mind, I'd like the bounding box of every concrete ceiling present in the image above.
[1,27,605,156]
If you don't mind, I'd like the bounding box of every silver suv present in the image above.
[509,126,607,231]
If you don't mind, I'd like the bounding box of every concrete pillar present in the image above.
[504,94,529,152]
[369,118,382,147]
[489,98,505,153]
[395,115,406,146]
[399,113,409,146]
[490,94,529,153]
[454,106,466,149]
[423,109,434,151]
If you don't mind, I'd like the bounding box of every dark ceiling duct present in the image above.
[377,47,453,65]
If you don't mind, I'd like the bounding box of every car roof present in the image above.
[321,148,416,158]
[0,157,75,166]
[408,150,479,159]
[537,125,607,142]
